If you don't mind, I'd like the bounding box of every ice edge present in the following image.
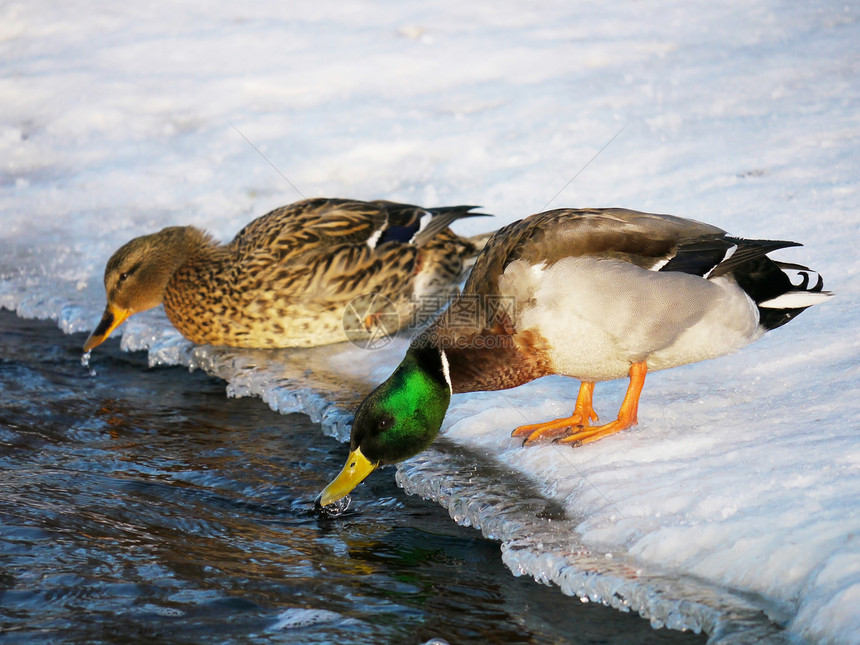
[24,309,791,644]
[395,440,790,645]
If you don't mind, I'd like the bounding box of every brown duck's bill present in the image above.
[315,447,378,507]
[83,304,131,352]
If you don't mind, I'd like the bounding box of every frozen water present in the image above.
[2,1,859,643]
[396,440,790,643]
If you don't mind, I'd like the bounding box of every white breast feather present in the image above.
[499,257,761,381]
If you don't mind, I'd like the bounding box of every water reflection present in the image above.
[0,311,704,644]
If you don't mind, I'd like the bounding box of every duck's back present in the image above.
[426,208,830,390]
[463,208,726,296]
[164,198,485,348]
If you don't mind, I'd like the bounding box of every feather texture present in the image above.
[85,198,491,350]
[418,207,832,391]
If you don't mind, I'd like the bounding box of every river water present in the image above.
[0,310,706,644]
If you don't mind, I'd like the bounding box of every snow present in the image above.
[2,1,859,642]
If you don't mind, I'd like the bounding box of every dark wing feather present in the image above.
[708,238,801,278]
[658,238,736,276]
[408,206,488,247]
[372,202,488,247]
[462,207,727,296]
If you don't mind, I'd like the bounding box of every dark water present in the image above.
[0,310,706,644]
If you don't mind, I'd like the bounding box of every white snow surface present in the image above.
[2,1,859,643]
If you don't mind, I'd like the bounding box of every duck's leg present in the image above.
[511,381,599,445]
[558,361,647,445]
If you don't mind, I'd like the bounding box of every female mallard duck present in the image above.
[317,207,832,506]
[84,198,491,351]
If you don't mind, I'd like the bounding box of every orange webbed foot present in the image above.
[556,361,647,447]
[556,417,635,446]
[511,382,598,445]
[514,362,649,449]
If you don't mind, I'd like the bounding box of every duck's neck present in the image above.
[400,343,453,397]
[412,308,551,394]
[160,226,219,264]
[408,331,494,394]
[156,226,221,285]
[130,226,217,290]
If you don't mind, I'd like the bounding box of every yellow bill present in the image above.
[316,447,378,507]
[83,303,131,352]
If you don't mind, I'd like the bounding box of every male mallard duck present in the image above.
[84,198,491,351]
[317,207,832,506]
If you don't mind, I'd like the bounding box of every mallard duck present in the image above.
[317,207,832,506]
[83,198,491,351]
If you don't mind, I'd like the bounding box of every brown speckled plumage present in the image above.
[85,198,491,350]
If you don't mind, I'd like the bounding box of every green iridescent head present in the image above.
[316,344,452,506]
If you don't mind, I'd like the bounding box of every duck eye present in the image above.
[117,261,141,283]
[378,414,394,431]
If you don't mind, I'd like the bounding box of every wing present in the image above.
[232,198,489,255]
[231,199,387,254]
[462,207,729,297]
